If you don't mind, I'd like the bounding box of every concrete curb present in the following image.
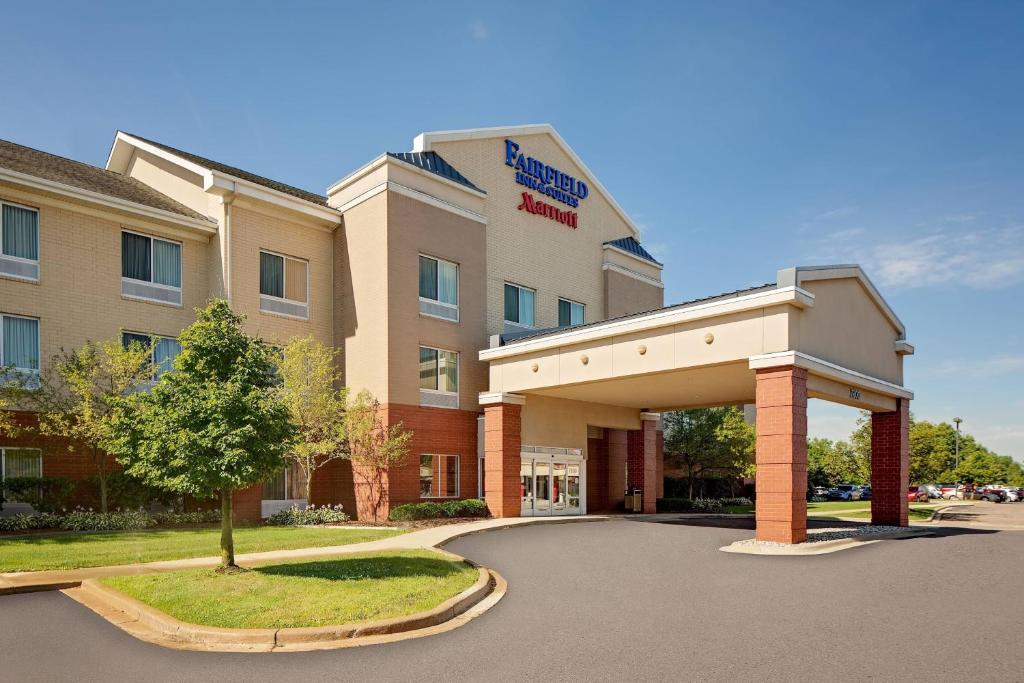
[63,555,503,653]
[720,527,934,556]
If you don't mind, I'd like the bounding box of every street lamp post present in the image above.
[953,417,963,470]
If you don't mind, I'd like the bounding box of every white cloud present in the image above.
[809,225,1024,290]
[470,20,489,42]
[813,206,859,221]
[927,355,1024,377]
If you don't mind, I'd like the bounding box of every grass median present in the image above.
[101,549,479,629]
[0,526,406,573]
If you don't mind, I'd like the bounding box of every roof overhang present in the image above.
[0,166,218,235]
[778,265,906,337]
[107,132,341,226]
[413,123,642,240]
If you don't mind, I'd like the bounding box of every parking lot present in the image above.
[1,502,1022,682]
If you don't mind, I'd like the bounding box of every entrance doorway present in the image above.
[520,448,585,516]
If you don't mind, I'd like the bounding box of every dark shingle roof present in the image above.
[386,151,483,193]
[122,132,329,207]
[499,282,778,346]
[0,139,210,221]
[604,236,662,265]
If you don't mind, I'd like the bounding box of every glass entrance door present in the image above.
[520,453,585,516]
[534,461,551,514]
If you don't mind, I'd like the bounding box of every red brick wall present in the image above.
[587,435,610,512]
[309,456,357,516]
[607,428,628,510]
[871,398,910,526]
[754,366,809,543]
[484,402,521,518]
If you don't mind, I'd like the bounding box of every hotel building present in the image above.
[0,124,913,543]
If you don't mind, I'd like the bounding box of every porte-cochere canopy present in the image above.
[478,265,915,544]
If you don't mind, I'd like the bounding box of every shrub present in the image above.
[0,476,76,514]
[57,508,157,532]
[719,497,753,507]
[151,509,222,526]
[390,499,488,521]
[266,504,350,526]
[83,472,179,511]
[0,513,63,533]
[655,498,724,513]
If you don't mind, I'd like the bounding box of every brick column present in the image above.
[607,428,628,509]
[626,414,659,513]
[754,366,808,544]
[871,398,910,526]
[482,393,524,518]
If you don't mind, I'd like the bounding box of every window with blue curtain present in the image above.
[558,299,585,327]
[152,239,181,288]
[504,284,519,323]
[2,315,39,371]
[419,346,437,390]
[2,204,39,261]
[122,232,152,282]
[153,337,182,377]
[419,256,438,300]
[419,255,458,307]
[518,287,535,326]
[260,252,284,297]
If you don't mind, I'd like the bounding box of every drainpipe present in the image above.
[221,193,235,303]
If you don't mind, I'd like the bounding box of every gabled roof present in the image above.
[604,236,662,266]
[113,132,329,207]
[386,151,483,193]
[0,138,209,221]
[412,124,641,239]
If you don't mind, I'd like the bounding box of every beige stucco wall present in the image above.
[793,278,903,384]
[384,191,488,409]
[521,395,640,452]
[124,150,219,219]
[0,188,210,371]
[604,268,663,318]
[335,192,390,400]
[428,133,658,334]
[227,202,333,347]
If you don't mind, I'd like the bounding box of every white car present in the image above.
[923,484,942,499]
[1001,488,1020,502]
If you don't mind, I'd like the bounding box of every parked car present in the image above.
[908,486,929,502]
[810,486,829,500]
[939,484,962,500]
[1000,487,1020,502]
[976,486,1007,503]
[922,484,942,499]
[827,485,862,501]
[858,486,872,500]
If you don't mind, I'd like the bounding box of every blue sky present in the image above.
[2,1,1022,459]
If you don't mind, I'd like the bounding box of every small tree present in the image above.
[109,300,294,568]
[663,407,754,499]
[346,390,412,522]
[12,340,153,512]
[275,336,349,503]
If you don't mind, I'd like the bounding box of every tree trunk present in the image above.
[305,469,313,506]
[220,488,235,568]
[98,473,109,513]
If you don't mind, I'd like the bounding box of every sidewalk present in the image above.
[0,515,607,594]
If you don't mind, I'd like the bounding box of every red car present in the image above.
[908,486,929,502]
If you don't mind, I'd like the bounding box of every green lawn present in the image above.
[0,526,405,573]
[815,507,935,521]
[101,550,479,629]
[721,501,936,516]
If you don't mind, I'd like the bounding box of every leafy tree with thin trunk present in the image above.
[346,390,412,522]
[9,341,153,512]
[274,337,349,504]
[663,407,754,499]
[108,300,294,569]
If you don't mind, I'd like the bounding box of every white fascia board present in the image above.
[480,286,813,361]
[748,350,914,400]
[0,167,218,235]
[387,182,487,224]
[108,132,210,176]
[414,123,642,240]
[478,391,526,406]
[894,340,915,355]
[601,262,664,289]
[602,243,664,269]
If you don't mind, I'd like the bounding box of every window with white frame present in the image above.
[121,230,182,306]
[558,298,585,327]
[0,201,40,281]
[122,331,182,380]
[418,254,459,321]
[1,448,43,502]
[420,453,459,498]
[504,282,535,328]
[259,250,309,319]
[1,314,40,385]
[419,346,458,409]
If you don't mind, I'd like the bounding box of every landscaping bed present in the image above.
[0,526,405,573]
[99,549,479,629]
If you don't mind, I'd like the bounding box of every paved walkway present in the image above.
[1,517,1021,681]
[0,516,605,592]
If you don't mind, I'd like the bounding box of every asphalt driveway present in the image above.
[1,515,1021,682]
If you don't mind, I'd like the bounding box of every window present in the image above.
[1,314,40,379]
[121,231,182,306]
[420,454,459,498]
[259,250,309,319]
[122,331,182,379]
[0,201,39,281]
[504,283,535,328]
[418,255,459,321]
[419,346,458,409]
[1,448,43,503]
[558,298,585,327]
